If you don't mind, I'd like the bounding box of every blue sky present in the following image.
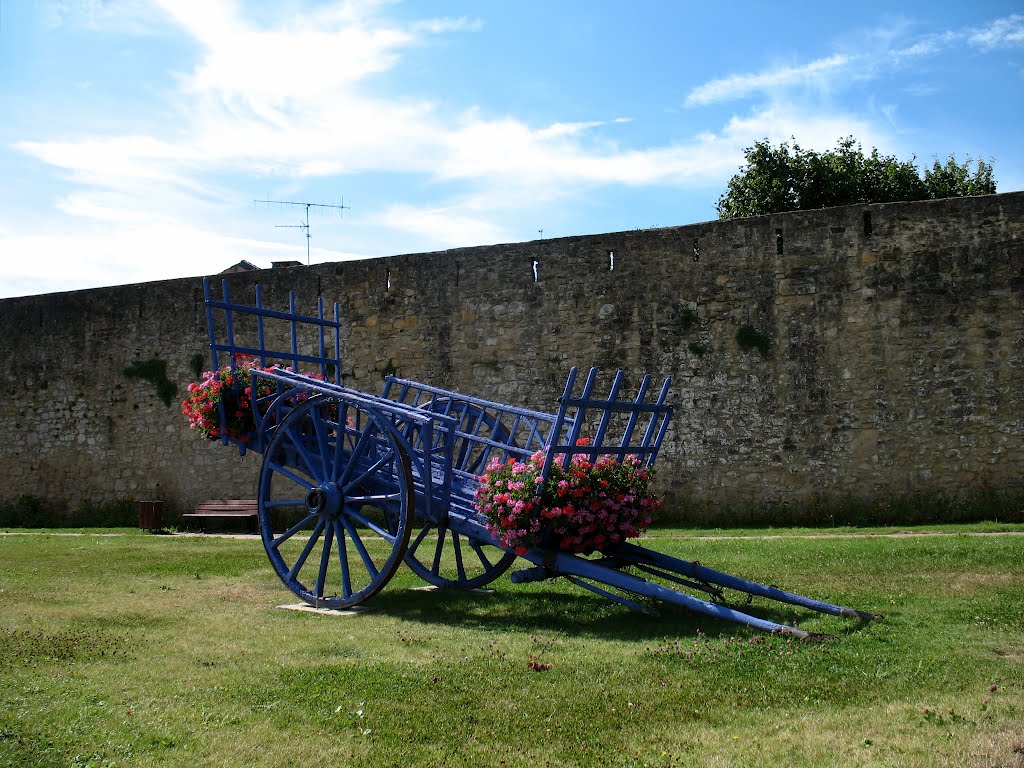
[1,1,1021,299]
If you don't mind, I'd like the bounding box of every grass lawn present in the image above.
[1,526,1022,767]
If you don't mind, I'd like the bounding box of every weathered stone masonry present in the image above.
[1,193,1021,519]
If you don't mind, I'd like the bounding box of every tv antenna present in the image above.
[254,198,350,265]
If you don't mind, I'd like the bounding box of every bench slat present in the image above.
[184,500,259,533]
[184,510,258,518]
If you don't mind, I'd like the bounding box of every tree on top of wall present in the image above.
[716,136,996,219]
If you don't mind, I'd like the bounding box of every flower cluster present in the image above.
[474,439,661,555]
[180,355,276,442]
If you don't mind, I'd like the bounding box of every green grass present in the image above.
[1,526,1022,767]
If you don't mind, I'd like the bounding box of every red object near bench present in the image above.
[182,499,258,533]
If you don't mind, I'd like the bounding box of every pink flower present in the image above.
[474,436,659,554]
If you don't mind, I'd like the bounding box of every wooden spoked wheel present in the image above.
[404,521,517,590]
[403,399,517,589]
[258,396,413,609]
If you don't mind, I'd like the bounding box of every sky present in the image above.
[0,1,1021,299]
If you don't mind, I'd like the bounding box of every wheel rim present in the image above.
[258,396,413,608]
[403,398,517,589]
[404,519,516,589]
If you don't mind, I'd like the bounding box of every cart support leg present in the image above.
[511,540,878,635]
[512,556,822,638]
[615,543,879,621]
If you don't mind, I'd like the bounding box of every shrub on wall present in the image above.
[0,496,179,529]
[736,325,771,356]
[65,499,140,528]
[0,495,50,528]
[658,487,1024,528]
[124,358,178,407]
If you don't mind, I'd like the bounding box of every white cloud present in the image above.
[411,16,484,35]
[47,0,161,34]
[685,55,851,107]
[15,135,201,192]
[367,203,513,248]
[0,212,333,297]
[710,103,886,158]
[685,14,1024,108]
[536,121,607,139]
[160,1,415,107]
[905,82,940,97]
[967,15,1024,50]
[54,194,170,223]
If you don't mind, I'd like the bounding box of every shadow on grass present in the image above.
[369,582,834,641]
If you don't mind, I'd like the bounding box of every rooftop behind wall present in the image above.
[1,192,1022,521]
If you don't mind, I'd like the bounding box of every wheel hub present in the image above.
[306,483,343,520]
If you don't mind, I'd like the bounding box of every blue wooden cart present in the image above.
[202,279,875,637]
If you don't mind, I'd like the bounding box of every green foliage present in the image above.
[924,154,997,199]
[67,499,140,527]
[658,304,704,355]
[659,486,1024,528]
[735,324,771,356]
[0,495,50,527]
[717,136,997,219]
[123,358,178,407]
[676,307,697,334]
[189,352,205,380]
[0,496,160,528]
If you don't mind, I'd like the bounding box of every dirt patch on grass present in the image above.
[943,571,1022,594]
[648,530,1024,542]
[970,730,1024,768]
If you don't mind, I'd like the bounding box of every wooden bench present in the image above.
[182,500,259,533]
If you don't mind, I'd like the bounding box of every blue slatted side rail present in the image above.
[203,277,345,455]
[381,376,571,520]
[204,278,343,378]
[539,367,673,486]
[382,376,568,468]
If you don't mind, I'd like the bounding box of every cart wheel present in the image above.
[403,399,517,589]
[405,520,517,590]
[258,396,413,609]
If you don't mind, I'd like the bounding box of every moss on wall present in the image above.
[124,358,178,407]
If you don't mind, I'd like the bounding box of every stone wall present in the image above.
[1,192,1022,519]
